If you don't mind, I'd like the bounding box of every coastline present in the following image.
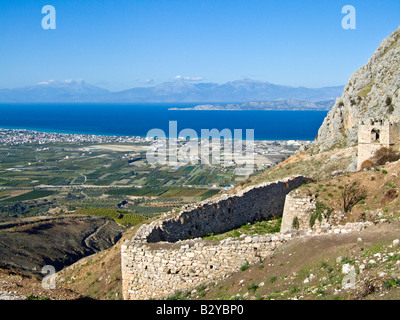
[0,127,313,144]
[0,104,326,141]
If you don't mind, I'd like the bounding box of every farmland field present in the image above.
[0,141,253,220]
[0,190,56,203]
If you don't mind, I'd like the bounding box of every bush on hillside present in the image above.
[340,183,367,213]
[360,160,374,170]
[371,147,400,166]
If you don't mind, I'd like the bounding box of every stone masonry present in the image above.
[121,233,290,300]
[357,118,400,170]
[121,176,308,300]
[281,189,317,233]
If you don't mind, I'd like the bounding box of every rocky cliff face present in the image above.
[313,27,400,153]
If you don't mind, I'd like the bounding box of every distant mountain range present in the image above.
[0,79,344,104]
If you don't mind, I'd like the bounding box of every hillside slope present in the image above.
[0,215,125,278]
[164,159,400,301]
[194,220,400,300]
[52,27,400,301]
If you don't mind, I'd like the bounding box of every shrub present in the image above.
[360,160,374,170]
[310,201,332,228]
[340,183,367,213]
[289,286,299,294]
[247,283,259,293]
[381,188,398,205]
[371,147,400,166]
[384,278,400,290]
[241,261,250,271]
[292,216,300,230]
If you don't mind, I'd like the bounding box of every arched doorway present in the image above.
[371,129,380,142]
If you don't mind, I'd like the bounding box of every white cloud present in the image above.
[36,79,86,87]
[174,75,203,82]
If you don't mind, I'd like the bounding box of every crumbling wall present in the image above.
[281,189,336,233]
[140,176,307,243]
[121,176,308,300]
[121,233,290,300]
[281,189,317,233]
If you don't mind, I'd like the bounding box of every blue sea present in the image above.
[0,103,327,141]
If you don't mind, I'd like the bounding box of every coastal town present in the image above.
[0,128,310,164]
[0,128,148,145]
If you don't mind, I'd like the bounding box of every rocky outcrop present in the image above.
[313,26,400,152]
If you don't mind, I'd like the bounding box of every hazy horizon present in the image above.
[1,1,400,92]
[0,78,345,92]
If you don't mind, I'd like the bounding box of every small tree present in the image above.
[340,182,367,213]
[385,96,394,113]
[360,160,374,170]
[371,147,400,166]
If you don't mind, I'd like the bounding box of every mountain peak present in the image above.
[0,79,344,103]
[313,26,400,152]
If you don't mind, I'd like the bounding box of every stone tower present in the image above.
[357,118,400,170]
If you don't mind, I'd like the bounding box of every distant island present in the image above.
[169,99,335,111]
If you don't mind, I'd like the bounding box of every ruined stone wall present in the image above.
[281,189,317,233]
[121,233,290,300]
[357,143,384,170]
[281,189,342,234]
[137,176,307,243]
[121,176,308,300]
[357,119,400,170]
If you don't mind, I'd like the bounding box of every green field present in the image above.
[74,208,147,226]
[0,142,254,219]
[105,187,220,199]
[0,190,56,203]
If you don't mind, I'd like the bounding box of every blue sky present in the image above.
[0,0,399,91]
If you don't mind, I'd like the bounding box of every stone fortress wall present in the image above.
[357,118,400,170]
[280,189,317,233]
[121,176,308,300]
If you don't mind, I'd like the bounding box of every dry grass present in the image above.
[230,147,356,192]
[195,221,400,300]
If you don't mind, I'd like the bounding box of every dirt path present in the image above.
[0,214,85,230]
[83,220,110,249]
